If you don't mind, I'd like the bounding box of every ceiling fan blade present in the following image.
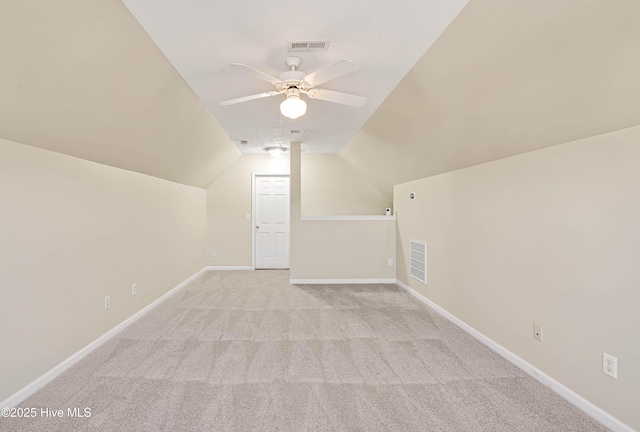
[303,58,358,87]
[306,89,367,107]
[230,63,282,85]
[220,90,283,106]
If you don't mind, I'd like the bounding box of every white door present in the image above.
[254,175,290,269]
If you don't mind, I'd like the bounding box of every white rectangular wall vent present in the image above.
[288,41,330,52]
[410,240,427,284]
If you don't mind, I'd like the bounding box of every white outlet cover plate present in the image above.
[603,353,618,379]
[533,323,542,341]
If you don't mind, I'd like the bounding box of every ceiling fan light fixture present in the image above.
[280,88,307,119]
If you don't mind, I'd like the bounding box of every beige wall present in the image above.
[290,144,396,281]
[394,126,640,429]
[290,219,396,281]
[0,138,206,403]
[301,155,389,215]
[206,155,289,267]
[206,153,389,267]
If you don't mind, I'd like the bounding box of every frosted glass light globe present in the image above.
[280,95,307,119]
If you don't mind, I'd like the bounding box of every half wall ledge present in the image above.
[300,215,396,221]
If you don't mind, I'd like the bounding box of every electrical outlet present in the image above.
[388,258,394,266]
[104,296,110,310]
[603,353,618,379]
[533,323,542,341]
[132,283,137,296]
[211,250,216,257]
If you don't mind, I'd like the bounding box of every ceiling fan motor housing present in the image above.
[285,87,301,98]
[277,70,308,90]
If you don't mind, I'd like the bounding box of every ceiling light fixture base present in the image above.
[263,146,289,157]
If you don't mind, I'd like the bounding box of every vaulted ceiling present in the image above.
[342,0,640,199]
[120,0,468,155]
[0,0,241,188]
[2,0,639,191]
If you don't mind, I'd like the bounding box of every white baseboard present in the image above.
[395,279,634,432]
[290,278,396,285]
[0,267,208,410]
[204,266,253,271]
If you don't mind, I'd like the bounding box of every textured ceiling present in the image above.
[121,0,469,154]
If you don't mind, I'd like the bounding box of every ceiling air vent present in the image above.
[288,41,330,52]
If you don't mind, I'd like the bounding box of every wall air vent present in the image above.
[410,240,427,284]
[288,41,330,52]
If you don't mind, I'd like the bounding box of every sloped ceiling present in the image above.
[120,0,468,155]
[0,0,241,189]
[2,0,639,193]
[341,0,640,200]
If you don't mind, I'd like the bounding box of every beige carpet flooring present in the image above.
[2,270,609,431]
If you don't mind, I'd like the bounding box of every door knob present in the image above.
[256,225,260,229]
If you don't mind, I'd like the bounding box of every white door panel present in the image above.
[255,175,290,269]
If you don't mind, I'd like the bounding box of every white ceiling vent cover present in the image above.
[288,41,330,52]
[410,240,427,284]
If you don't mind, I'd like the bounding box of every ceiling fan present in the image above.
[220,56,367,119]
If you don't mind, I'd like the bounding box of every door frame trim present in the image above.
[251,172,291,270]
